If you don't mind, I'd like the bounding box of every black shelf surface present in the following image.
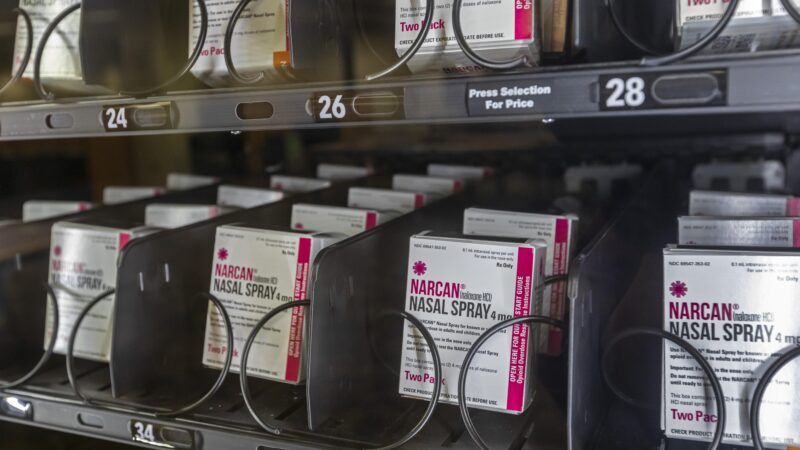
[2,51,800,140]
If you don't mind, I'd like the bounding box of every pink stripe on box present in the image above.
[515,0,533,40]
[365,212,378,230]
[286,237,311,383]
[788,198,800,217]
[79,202,91,211]
[414,194,425,209]
[118,233,132,250]
[794,221,800,248]
[507,247,533,412]
[546,219,570,355]
[453,180,463,192]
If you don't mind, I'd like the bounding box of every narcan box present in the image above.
[676,0,797,54]
[270,175,332,193]
[45,221,154,361]
[463,208,578,354]
[400,232,546,414]
[217,185,285,209]
[145,204,231,229]
[392,174,463,197]
[103,186,165,205]
[663,247,800,446]
[347,187,427,214]
[166,173,219,190]
[317,163,373,181]
[427,164,492,181]
[395,0,540,74]
[190,0,287,86]
[202,225,342,383]
[23,200,93,222]
[290,204,395,236]
[678,216,800,248]
[688,190,800,217]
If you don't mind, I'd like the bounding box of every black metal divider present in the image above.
[306,173,586,448]
[107,176,384,413]
[566,163,684,450]
[0,185,218,389]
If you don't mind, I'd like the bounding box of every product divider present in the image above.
[106,176,384,415]
[567,164,683,450]
[0,185,219,390]
[306,173,583,448]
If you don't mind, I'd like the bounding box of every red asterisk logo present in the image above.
[54,245,61,256]
[412,261,427,276]
[217,248,229,261]
[669,281,687,298]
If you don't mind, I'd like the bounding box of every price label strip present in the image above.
[311,89,404,123]
[102,102,173,132]
[129,420,194,449]
[466,80,558,117]
[599,70,727,111]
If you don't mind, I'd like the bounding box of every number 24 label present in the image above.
[105,107,129,130]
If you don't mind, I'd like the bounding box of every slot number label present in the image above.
[316,94,347,120]
[603,77,646,109]
[101,103,173,132]
[104,107,130,130]
[128,420,192,448]
[311,90,404,123]
[599,71,727,111]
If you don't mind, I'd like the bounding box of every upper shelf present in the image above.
[2,50,800,141]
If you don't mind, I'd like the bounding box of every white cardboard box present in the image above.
[269,175,332,193]
[392,174,463,197]
[395,0,539,74]
[691,160,785,192]
[290,204,393,236]
[103,186,165,205]
[145,204,231,229]
[217,185,285,208]
[688,190,799,217]
[202,226,342,383]
[347,187,427,214]
[45,222,153,361]
[676,1,798,54]
[678,216,800,248]
[23,201,93,222]
[663,247,800,446]
[400,232,546,413]
[317,163,373,180]
[166,173,220,190]
[463,208,578,354]
[190,0,288,86]
[427,164,492,181]
[13,0,85,87]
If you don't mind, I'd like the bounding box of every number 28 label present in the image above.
[599,70,727,111]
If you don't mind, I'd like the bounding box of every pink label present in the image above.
[118,233,131,250]
[794,221,800,248]
[787,198,800,217]
[454,180,463,192]
[286,237,311,383]
[79,202,91,212]
[514,0,533,40]
[547,219,570,355]
[414,194,425,209]
[507,246,533,412]
[365,212,378,230]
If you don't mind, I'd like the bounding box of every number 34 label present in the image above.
[129,420,194,448]
[599,70,726,111]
